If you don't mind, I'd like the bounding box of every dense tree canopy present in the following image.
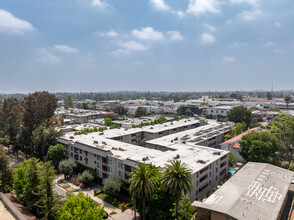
[135,107,147,117]
[270,114,294,168]
[59,159,77,178]
[114,105,126,115]
[227,106,252,128]
[103,177,123,196]
[239,131,277,163]
[46,144,66,169]
[58,193,106,220]
[0,147,13,192]
[64,96,73,109]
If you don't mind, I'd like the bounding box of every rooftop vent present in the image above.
[182,141,186,144]
[93,140,98,144]
[213,151,221,155]
[164,125,167,127]
[99,132,104,135]
[174,154,180,159]
[102,141,107,145]
[170,122,174,125]
[150,127,153,129]
[174,137,178,141]
[70,136,74,139]
[197,160,206,164]
[171,140,174,143]
[142,156,149,161]
[125,128,128,131]
[112,147,118,150]
[119,147,126,151]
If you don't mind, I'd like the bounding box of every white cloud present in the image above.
[221,56,236,62]
[167,31,183,41]
[91,0,110,8]
[0,9,34,34]
[230,0,259,7]
[262,41,276,47]
[36,48,62,63]
[187,0,220,16]
[109,49,130,56]
[229,41,248,48]
[100,30,118,37]
[203,24,216,32]
[176,11,185,18]
[121,41,148,51]
[237,9,263,21]
[53,45,79,53]
[201,33,215,44]
[132,27,164,41]
[150,0,170,11]
[274,22,282,27]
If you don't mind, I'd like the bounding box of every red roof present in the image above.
[232,143,241,149]
[222,127,260,144]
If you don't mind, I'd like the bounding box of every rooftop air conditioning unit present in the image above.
[70,136,74,139]
[174,154,180,159]
[213,152,221,155]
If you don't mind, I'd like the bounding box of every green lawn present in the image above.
[97,193,126,210]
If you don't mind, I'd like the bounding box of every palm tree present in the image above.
[128,163,157,220]
[161,160,192,220]
[284,95,292,113]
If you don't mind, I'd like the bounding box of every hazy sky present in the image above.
[0,0,293,93]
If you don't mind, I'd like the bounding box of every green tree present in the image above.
[33,126,63,161]
[103,177,123,195]
[59,159,77,178]
[104,117,112,126]
[58,193,105,220]
[46,144,66,169]
[140,138,147,147]
[227,106,252,128]
[64,96,73,109]
[228,152,236,166]
[77,169,95,186]
[13,158,60,219]
[135,107,147,117]
[270,114,294,168]
[22,158,43,216]
[23,91,58,155]
[0,147,13,192]
[239,131,277,163]
[37,161,61,219]
[170,196,195,220]
[81,102,89,109]
[2,98,23,155]
[128,163,158,220]
[284,95,292,112]
[161,160,192,220]
[114,105,126,115]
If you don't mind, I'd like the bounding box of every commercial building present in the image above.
[146,120,231,151]
[193,162,294,220]
[207,106,233,118]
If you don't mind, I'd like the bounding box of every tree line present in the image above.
[0,91,63,160]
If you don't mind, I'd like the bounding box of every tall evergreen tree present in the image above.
[0,147,13,192]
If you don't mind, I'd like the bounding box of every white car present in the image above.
[291,177,294,184]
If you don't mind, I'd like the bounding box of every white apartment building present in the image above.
[57,118,229,201]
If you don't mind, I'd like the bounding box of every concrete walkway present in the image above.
[54,175,138,220]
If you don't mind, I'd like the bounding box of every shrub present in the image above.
[103,177,123,195]
[62,184,70,189]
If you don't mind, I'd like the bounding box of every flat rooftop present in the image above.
[59,131,228,172]
[192,162,294,220]
[146,120,231,148]
[104,118,201,138]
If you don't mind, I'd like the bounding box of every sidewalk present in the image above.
[54,175,138,220]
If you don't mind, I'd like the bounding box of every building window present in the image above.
[118,162,123,169]
[97,163,100,168]
[80,156,82,161]
[71,153,73,157]
[80,149,82,154]
[107,167,112,172]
